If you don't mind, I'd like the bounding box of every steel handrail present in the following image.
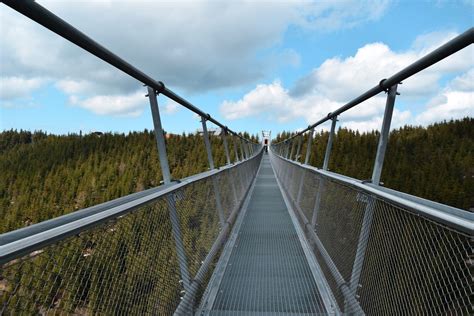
[0,148,263,265]
[271,152,473,234]
[274,27,474,144]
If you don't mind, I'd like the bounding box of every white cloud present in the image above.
[415,70,474,125]
[290,31,474,100]
[55,79,94,95]
[70,91,146,117]
[221,30,473,131]
[220,81,290,120]
[450,68,474,91]
[161,100,180,115]
[219,80,400,131]
[1,0,392,115]
[0,76,47,101]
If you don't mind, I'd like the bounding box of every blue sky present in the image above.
[1,0,473,136]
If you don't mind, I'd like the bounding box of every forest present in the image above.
[1,118,472,235]
[0,129,258,234]
[0,118,472,314]
[275,117,473,212]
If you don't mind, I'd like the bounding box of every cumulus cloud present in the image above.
[290,31,473,100]
[0,77,47,101]
[161,100,180,115]
[221,31,473,131]
[415,70,474,125]
[1,0,392,116]
[69,91,146,117]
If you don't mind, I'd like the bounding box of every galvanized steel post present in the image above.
[244,140,250,159]
[346,84,399,313]
[295,135,302,162]
[222,130,238,203]
[312,117,337,228]
[147,87,171,184]
[304,128,314,165]
[147,87,190,292]
[201,116,215,170]
[289,139,295,160]
[233,135,240,162]
[296,132,312,205]
[201,116,225,226]
[371,84,398,185]
[240,138,246,160]
[222,128,231,165]
[323,116,337,171]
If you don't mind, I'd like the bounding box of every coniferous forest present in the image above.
[1,118,472,235]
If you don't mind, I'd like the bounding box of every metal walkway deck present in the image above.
[202,154,326,315]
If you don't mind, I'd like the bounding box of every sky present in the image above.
[0,0,473,136]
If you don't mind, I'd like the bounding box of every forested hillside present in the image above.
[0,130,258,233]
[1,118,472,234]
[275,117,473,211]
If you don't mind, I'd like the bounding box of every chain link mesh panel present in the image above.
[1,152,262,315]
[271,153,472,315]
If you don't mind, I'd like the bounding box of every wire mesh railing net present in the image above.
[271,153,472,315]
[0,152,262,315]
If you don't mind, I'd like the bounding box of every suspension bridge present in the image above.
[1,1,472,315]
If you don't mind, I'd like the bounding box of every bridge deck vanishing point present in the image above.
[199,154,331,315]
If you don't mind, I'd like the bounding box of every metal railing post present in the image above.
[244,140,250,159]
[239,138,246,160]
[295,135,302,162]
[289,139,295,160]
[201,116,225,227]
[147,87,171,184]
[232,135,240,162]
[323,116,337,171]
[201,116,215,170]
[371,84,398,185]
[222,128,231,166]
[296,131,313,205]
[222,129,238,203]
[345,84,399,313]
[304,128,314,165]
[146,87,191,292]
[311,116,337,228]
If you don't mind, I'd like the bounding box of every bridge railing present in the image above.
[271,152,471,314]
[1,1,263,315]
[1,150,262,315]
[270,28,473,315]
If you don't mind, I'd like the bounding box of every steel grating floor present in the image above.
[203,154,326,315]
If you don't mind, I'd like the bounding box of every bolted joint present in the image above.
[379,78,388,92]
[156,81,165,94]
